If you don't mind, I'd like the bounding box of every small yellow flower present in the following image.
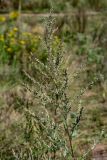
[0,35,4,42]
[8,31,14,37]
[13,27,18,32]
[22,32,31,36]
[20,40,26,45]
[9,11,19,20]
[0,16,6,22]
[10,38,16,44]
[7,48,12,53]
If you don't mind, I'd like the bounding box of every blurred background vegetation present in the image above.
[0,0,107,159]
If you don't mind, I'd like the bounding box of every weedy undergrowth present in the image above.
[12,12,101,160]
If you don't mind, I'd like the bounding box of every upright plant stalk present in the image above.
[19,12,85,160]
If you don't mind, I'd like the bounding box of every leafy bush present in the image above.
[13,14,85,160]
[0,14,43,70]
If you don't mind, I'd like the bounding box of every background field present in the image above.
[0,0,107,159]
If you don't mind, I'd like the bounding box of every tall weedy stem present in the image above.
[16,12,85,160]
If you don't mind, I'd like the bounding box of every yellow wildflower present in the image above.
[22,32,31,36]
[0,35,4,42]
[8,31,14,37]
[10,38,16,44]
[13,27,18,32]
[7,48,12,53]
[9,11,19,20]
[20,40,26,45]
[0,16,6,22]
